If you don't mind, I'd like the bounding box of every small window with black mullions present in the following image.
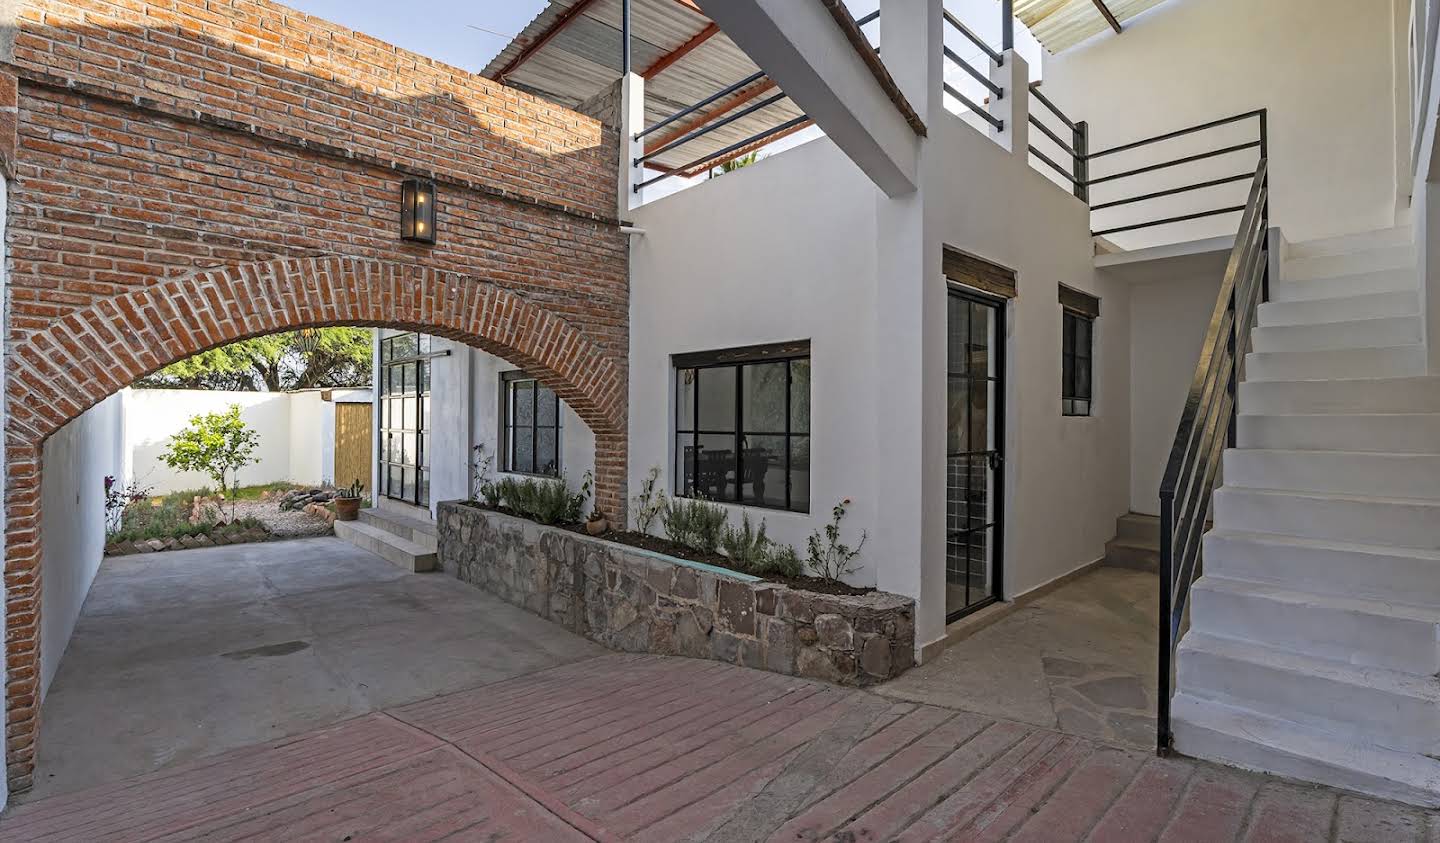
[673,341,810,513]
[1059,285,1099,417]
[502,371,563,478]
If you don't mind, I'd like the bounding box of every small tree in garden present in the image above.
[160,404,259,520]
[807,498,867,584]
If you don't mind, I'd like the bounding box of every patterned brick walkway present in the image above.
[3,655,1437,841]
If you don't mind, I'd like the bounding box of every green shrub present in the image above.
[807,498,867,583]
[496,476,584,525]
[720,511,769,568]
[758,543,803,578]
[663,497,727,553]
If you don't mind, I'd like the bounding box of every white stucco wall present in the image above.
[630,138,883,580]
[629,109,1131,648]
[123,388,357,493]
[39,393,125,700]
[928,109,1133,606]
[1043,0,1407,248]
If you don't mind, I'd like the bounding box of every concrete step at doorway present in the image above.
[335,512,437,573]
[359,507,438,552]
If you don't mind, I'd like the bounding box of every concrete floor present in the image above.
[24,537,605,801]
[879,566,1159,748]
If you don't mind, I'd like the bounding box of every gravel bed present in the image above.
[226,499,333,539]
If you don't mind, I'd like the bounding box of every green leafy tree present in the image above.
[137,328,372,392]
[160,405,260,520]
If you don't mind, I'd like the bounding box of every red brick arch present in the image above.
[1,255,628,789]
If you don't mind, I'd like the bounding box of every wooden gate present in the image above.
[333,401,373,491]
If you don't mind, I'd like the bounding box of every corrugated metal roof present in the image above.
[481,0,806,175]
[1016,0,1169,53]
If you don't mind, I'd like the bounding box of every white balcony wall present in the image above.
[1043,0,1408,249]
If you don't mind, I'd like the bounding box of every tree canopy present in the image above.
[137,328,372,392]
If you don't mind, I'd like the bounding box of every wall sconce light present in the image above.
[400,178,437,244]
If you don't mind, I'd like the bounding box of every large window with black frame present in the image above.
[673,342,810,513]
[502,371,562,477]
[1060,286,1099,417]
[378,331,432,507]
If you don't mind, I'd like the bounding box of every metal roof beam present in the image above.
[491,0,603,82]
[642,21,720,79]
[1090,0,1123,34]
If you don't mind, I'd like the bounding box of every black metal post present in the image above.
[621,0,632,75]
[1258,109,1270,303]
[1157,495,1173,755]
[1073,121,1089,203]
[1001,0,1014,51]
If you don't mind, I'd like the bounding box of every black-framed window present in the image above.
[674,342,810,513]
[502,372,562,477]
[1062,311,1093,417]
[379,332,431,507]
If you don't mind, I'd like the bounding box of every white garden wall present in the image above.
[39,393,125,700]
[122,388,370,494]
[1043,0,1408,249]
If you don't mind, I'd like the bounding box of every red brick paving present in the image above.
[4,654,1439,842]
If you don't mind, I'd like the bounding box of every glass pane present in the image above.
[790,436,811,513]
[420,360,431,394]
[947,377,969,453]
[971,376,989,451]
[418,334,432,354]
[513,426,534,474]
[1077,316,1092,358]
[741,434,786,507]
[400,362,415,394]
[536,428,558,476]
[1077,358,1092,401]
[677,434,696,496]
[972,302,994,377]
[402,397,417,430]
[388,464,402,496]
[420,433,429,470]
[742,363,787,434]
[697,367,736,431]
[676,369,696,430]
[537,385,558,425]
[401,433,416,466]
[695,433,736,500]
[948,296,969,374]
[421,395,430,427]
[790,359,810,434]
[402,467,416,502]
[419,470,430,507]
[513,381,535,427]
[391,333,417,360]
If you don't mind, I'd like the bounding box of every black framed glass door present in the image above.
[946,288,1005,621]
[379,332,431,508]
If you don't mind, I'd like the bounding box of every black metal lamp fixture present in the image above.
[400,178,437,244]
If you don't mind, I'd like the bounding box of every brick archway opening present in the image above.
[2,255,628,790]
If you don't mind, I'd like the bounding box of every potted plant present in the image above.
[585,508,609,536]
[334,479,364,521]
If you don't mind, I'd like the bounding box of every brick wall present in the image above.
[1,0,630,791]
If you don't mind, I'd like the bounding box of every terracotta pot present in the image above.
[334,496,361,521]
[584,517,608,536]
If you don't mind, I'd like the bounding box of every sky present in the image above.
[282,0,549,73]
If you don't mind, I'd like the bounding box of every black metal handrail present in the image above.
[943,9,1003,65]
[940,10,1003,129]
[1085,109,1267,238]
[1027,83,1087,201]
[1155,158,1270,756]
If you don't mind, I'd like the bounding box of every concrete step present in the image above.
[1204,529,1440,609]
[1103,538,1158,572]
[1238,375,1440,415]
[1281,245,1415,281]
[1250,315,1422,353]
[1176,632,1440,755]
[1170,694,1440,808]
[1213,485,1440,550]
[1270,268,1415,302]
[1255,290,1418,327]
[1114,511,1160,544]
[359,507,438,551]
[1188,576,1440,674]
[1243,345,1426,381]
[1236,413,1440,453]
[1285,227,1413,260]
[334,519,437,573]
[1222,448,1440,499]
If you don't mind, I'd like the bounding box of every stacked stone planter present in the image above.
[437,502,915,685]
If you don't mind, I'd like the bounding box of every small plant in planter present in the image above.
[807,498,867,584]
[334,479,364,521]
[577,471,609,535]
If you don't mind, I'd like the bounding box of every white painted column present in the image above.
[619,73,645,217]
[873,0,948,658]
[988,51,1029,158]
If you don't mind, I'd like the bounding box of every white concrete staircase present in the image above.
[333,507,438,573]
[1170,227,1440,808]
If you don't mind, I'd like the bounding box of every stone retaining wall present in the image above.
[437,502,915,685]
